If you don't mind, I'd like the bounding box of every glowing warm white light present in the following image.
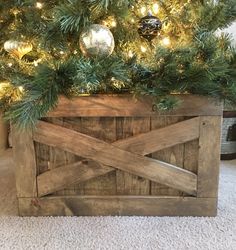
[131,18,135,23]
[59,51,64,55]
[162,37,171,46]
[140,45,147,53]
[140,6,147,15]
[36,2,43,9]
[111,20,117,27]
[8,63,13,67]
[152,3,159,14]
[128,50,134,58]
[33,59,42,67]
[18,86,24,92]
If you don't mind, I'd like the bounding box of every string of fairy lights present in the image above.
[1,1,173,93]
[8,1,172,60]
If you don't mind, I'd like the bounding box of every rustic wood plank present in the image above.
[48,118,68,171]
[58,117,85,196]
[18,196,217,217]
[37,160,113,197]
[198,116,222,198]
[115,117,200,156]
[72,117,117,195]
[47,95,223,118]
[34,142,50,175]
[12,127,38,198]
[47,118,78,196]
[184,139,199,175]
[151,117,185,196]
[37,117,200,196]
[34,121,197,195]
[116,117,150,195]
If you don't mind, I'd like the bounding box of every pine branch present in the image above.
[54,0,91,34]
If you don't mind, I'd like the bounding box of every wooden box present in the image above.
[12,95,223,216]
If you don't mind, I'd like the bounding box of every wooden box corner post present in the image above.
[13,95,223,216]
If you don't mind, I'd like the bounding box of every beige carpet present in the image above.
[0,149,236,250]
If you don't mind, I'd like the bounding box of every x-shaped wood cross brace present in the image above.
[34,117,200,197]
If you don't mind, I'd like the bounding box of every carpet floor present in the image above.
[0,150,236,250]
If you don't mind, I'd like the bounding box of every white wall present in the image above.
[225,22,236,44]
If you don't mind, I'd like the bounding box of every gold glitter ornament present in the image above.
[79,24,115,58]
[4,40,33,59]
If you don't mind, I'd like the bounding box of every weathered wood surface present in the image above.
[116,117,150,195]
[12,127,37,198]
[62,117,117,196]
[37,117,200,196]
[47,95,223,117]
[18,196,217,217]
[198,116,222,198]
[151,117,185,196]
[114,117,200,156]
[37,160,113,197]
[34,120,198,195]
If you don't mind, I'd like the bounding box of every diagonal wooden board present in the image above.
[34,118,200,197]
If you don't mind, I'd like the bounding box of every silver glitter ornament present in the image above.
[79,24,115,58]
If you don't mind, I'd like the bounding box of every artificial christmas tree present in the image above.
[0,0,235,127]
[0,1,235,216]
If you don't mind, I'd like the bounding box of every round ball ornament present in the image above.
[138,11,162,41]
[4,40,33,59]
[79,24,115,58]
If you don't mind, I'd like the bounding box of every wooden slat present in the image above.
[18,196,217,217]
[46,117,83,196]
[116,117,150,195]
[34,121,197,195]
[150,117,185,196]
[37,160,113,196]
[35,142,50,175]
[114,117,200,155]
[197,116,222,198]
[12,127,37,198]
[70,117,117,195]
[37,117,199,196]
[184,140,199,175]
[47,95,223,117]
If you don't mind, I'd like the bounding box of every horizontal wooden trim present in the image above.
[221,153,236,160]
[223,111,236,118]
[46,94,223,117]
[37,117,200,197]
[34,121,197,196]
[18,196,217,217]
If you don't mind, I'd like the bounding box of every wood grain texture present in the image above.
[37,117,199,196]
[70,117,117,195]
[184,139,199,175]
[37,160,113,197]
[47,95,223,118]
[114,117,200,156]
[33,121,197,195]
[198,116,222,198]
[150,117,185,196]
[47,117,83,196]
[18,196,217,217]
[116,117,150,195]
[34,142,50,175]
[12,127,37,198]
